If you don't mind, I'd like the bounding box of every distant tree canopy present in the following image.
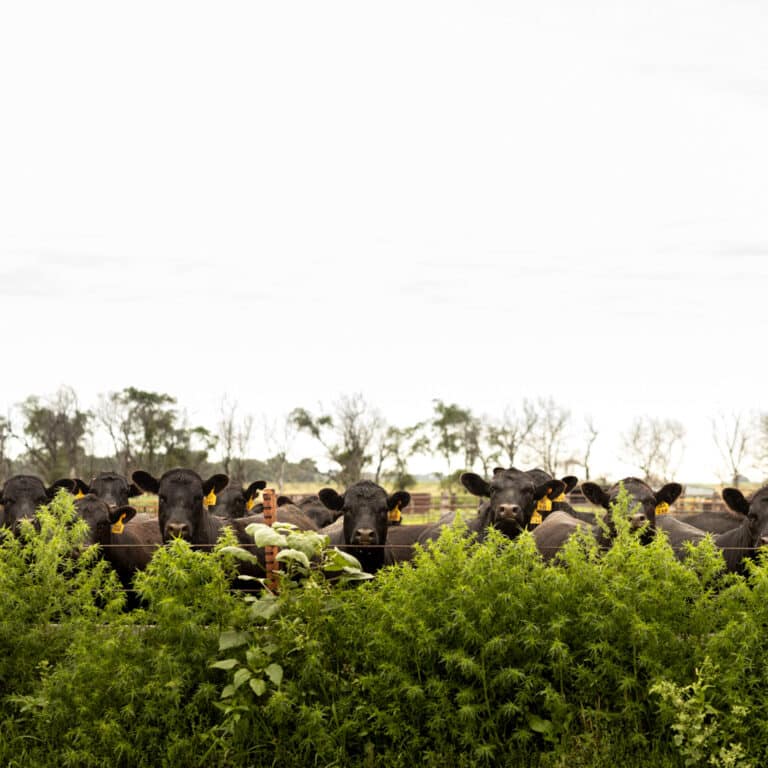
[19,386,90,480]
[7,383,768,489]
[290,394,383,487]
[96,387,215,477]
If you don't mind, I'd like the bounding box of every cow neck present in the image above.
[193,509,226,549]
[714,523,754,574]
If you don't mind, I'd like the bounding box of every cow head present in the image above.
[78,471,143,510]
[210,480,266,519]
[318,481,410,547]
[132,468,229,544]
[74,493,137,547]
[523,468,578,518]
[0,475,76,536]
[722,485,768,549]
[581,477,682,542]
[461,468,564,537]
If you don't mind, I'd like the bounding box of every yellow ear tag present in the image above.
[552,493,566,503]
[655,502,670,516]
[111,513,126,535]
[203,490,217,507]
[74,490,85,499]
[530,509,543,525]
[537,497,552,513]
[246,495,256,512]
[388,503,401,523]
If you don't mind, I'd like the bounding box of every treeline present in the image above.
[1,386,767,488]
[0,386,325,486]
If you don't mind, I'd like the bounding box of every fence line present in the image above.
[127,492,730,520]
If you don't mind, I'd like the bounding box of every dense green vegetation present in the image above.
[1,491,767,767]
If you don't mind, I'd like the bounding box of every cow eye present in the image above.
[159,495,167,504]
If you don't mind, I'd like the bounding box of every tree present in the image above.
[0,415,13,481]
[486,400,538,467]
[19,386,91,480]
[620,416,685,485]
[291,393,383,486]
[712,411,752,487]
[218,397,254,485]
[579,415,599,481]
[262,413,298,491]
[95,387,214,476]
[528,397,571,476]
[431,400,476,474]
[373,422,430,489]
[163,417,218,473]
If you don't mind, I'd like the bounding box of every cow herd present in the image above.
[2,467,768,602]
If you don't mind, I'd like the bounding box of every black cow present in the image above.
[657,485,768,574]
[131,468,320,586]
[132,468,230,547]
[672,507,746,535]
[210,480,267,520]
[318,480,411,574]
[74,471,144,509]
[714,485,768,573]
[0,475,76,535]
[533,477,683,562]
[418,468,565,546]
[383,523,434,565]
[278,493,342,529]
[73,493,161,604]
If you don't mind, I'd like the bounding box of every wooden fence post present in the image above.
[262,488,279,592]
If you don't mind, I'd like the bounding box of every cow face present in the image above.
[462,468,564,537]
[722,485,768,547]
[210,480,266,519]
[0,475,75,536]
[84,471,143,510]
[319,481,410,547]
[132,468,229,544]
[581,477,682,539]
[74,494,137,547]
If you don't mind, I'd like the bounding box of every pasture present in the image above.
[1,490,765,767]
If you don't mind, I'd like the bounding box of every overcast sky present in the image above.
[1,1,767,484]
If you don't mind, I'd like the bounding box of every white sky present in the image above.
[1,0,767,484]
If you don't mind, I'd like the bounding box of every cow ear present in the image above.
[203,474,229,496]
[108,505,137,525]
[276,495,293,507]
[132,471,160,495]
[318,488,344,511]
[492,467,506,475]
[722,488,749,516]
[47,478,76,499]
[71,478,90,497]
[461,473,491,497]
[128,483,144,498]
[656,483,683,506]
[388,491,411,511]
[245,480,267,499]
[561,475,579,494]
[581,482,610,508]
[540,480,565,500]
